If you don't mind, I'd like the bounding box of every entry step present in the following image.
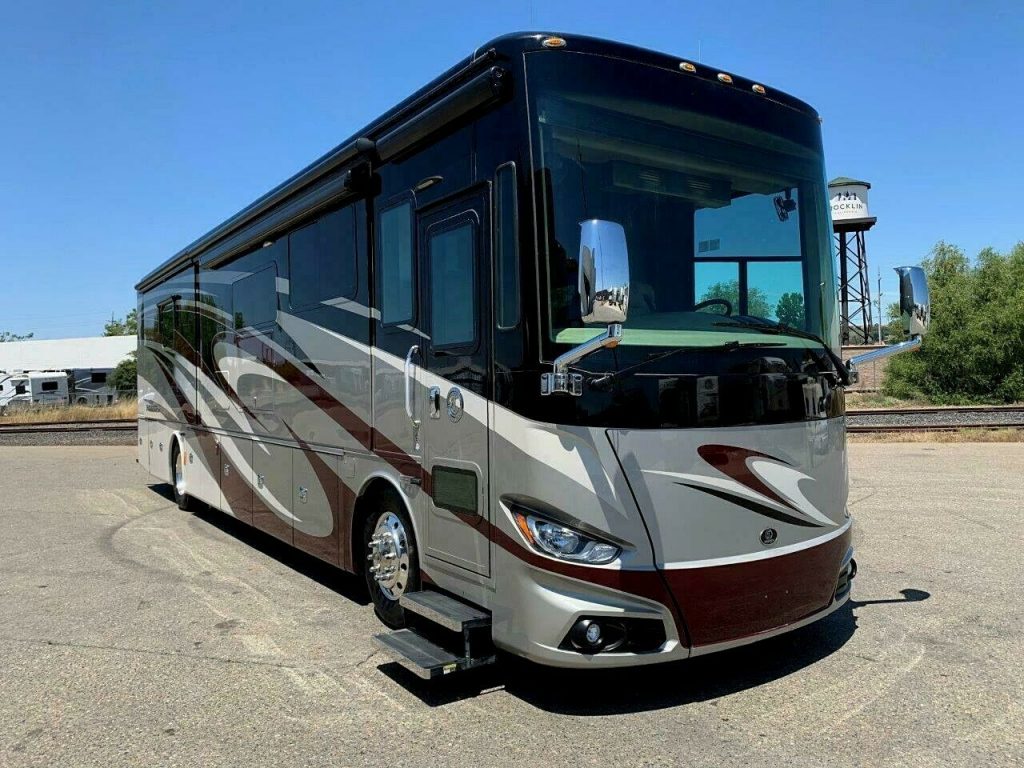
[400,589,490,632]
[372,629,494,680]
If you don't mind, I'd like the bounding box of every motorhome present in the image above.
[135,33,929,677]
[0,371,69,413]
[69,368,120,405]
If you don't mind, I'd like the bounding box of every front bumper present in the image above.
[491,533,855,668]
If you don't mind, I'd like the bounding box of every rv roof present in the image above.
[135,32,819,293]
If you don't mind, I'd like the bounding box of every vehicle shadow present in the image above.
[147,483,370,606]
[379,588,931,713]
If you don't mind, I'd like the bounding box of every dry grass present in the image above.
[0,399,137,425]
[846,392,932,409]
[849,428,1024,443]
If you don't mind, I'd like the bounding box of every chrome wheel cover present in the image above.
[367,511,411,600]
[174,447,186,498]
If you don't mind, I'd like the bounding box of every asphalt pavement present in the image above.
[0,443,1020,767]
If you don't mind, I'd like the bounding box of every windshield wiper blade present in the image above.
[590,340,787,388]
[712,319,852,384]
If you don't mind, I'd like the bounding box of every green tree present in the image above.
[104,309,138,337]
[108,352,138,398]
[699,280,770,318]
[884,240,1024,403]
[775,292,805,328]
[0,331,33,342]
[882,302,907,344]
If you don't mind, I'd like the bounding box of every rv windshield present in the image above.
[527,52,838,354]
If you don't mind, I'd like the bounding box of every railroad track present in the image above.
[848,405,1024,416]
[0,420,136,435]
[847,405,1024,434]
[847,422,1024,434]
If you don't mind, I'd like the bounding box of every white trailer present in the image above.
[0,371,68,413]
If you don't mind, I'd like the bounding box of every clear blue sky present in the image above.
[2,1,1021,338]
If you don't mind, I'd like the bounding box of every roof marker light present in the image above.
[717,73,733,84]
[679,61,697,73]
[542,36,566,48]
[752,83,766,95]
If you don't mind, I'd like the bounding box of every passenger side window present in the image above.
[378,200,414,325]
[289,207,357,310]
[428,217,477,349]
[748,260,805,326]
[157,301,176,343]
[232,265,278,329]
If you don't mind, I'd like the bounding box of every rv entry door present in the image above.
[417,190,491,577]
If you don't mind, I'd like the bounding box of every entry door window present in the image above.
[428,217,477,350]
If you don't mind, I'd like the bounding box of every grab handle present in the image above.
[404,344,420,428]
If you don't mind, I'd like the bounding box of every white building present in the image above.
[0,336,135,405]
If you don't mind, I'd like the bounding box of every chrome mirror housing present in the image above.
[541,220,630,397]
[896,265,930,338]
[579,219,630,324]
[846,265,931,381]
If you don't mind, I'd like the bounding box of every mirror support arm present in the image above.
[541,324,623,396]
[845,337,922,384]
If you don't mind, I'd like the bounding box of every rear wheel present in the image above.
[170,440,196,512]
[363,493,419,628]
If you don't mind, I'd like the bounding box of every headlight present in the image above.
[512,510,621,565]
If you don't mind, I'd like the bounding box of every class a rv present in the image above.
[136,33,930,677]
[0,371,69,413]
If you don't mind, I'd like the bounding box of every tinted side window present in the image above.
[495,163,520,329]
[289,207,356,310]
[378,200,414,325]
[41,381,59,392]
[429,219,476,349]
[232,265,278,329]
[157,302,175,343]
[91,372,107,384]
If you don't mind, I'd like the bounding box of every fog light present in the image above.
[569,619,605,653]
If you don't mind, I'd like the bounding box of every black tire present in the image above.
[170,440,196,512]
[362,492,420,629]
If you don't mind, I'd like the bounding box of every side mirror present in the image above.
[895,265,930,338]
[846,264,930,381]
[579,219,630,324]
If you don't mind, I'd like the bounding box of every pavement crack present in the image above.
[353,648,379,669]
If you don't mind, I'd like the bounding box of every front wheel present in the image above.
[363,494,419,628]
[170,440,196,512]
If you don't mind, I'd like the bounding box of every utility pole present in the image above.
[877,268,884,345]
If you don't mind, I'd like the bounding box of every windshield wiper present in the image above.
[589,340,787,387]
[712,318,853,384]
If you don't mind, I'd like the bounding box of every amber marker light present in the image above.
[752,83,766,95]
[717,73,733,84]
[513,511,535,543]
[542,36,567,48]
[679,61,697,73]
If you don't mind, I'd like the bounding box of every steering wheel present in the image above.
[693,298,733,316]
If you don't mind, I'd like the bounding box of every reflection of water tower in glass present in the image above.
[829,177,877,344]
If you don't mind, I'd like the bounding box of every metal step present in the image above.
[400,589,490,633]
[372,629,495,680]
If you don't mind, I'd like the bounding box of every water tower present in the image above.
[830,177,877,344]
